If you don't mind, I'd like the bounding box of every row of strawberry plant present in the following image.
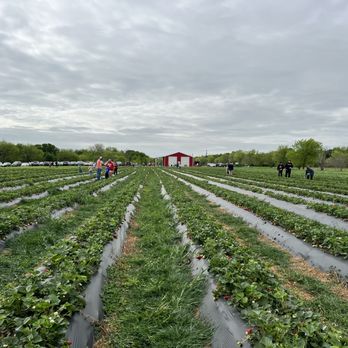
[0,174,93,203]
[0,172,86,190]
[183,168,348,205]
[0,172,136,292]
[190,166,348,196]
[264,191,348,220]
[160,171,348,347]
[166,171,348,333]
[171,170,348,258]
[202,167,348,194]
[0,167,82,184]
[0,213,105,294]
[181,169,348,220]
[0,170,134,238]
[0,173,142,347]
[0,172,85,189]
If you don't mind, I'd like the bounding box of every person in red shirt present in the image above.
[107,159,115,176]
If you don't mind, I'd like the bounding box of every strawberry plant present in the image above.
[171,171,348,258]
[0,173,142,346]
[160,171,348,346]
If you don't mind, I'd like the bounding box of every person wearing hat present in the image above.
[96,156,103,180]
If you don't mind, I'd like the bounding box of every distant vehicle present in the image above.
[11,161,22,167]
[63,161,69,166]
[207,163,217,167]
[31,161,40,166]
[22,162,30,166]
[39,162,44,166]
[2,162,11,167]
[43,162,51,166]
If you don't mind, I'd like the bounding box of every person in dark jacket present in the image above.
[285,160,293,177]
[226,162,234,175]
[305,167,314,180]
[277,162,284,176]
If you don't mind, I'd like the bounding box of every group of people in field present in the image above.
[93,157,118,180]
[225,160,315,180]
[277,160,314,180]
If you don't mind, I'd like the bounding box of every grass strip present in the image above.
[97,173,211,348]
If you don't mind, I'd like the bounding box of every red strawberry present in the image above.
[223,295,231,301]
[196,254,203,260]
[245,328,253,335]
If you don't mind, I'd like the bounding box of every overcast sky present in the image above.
[0,0,347,156]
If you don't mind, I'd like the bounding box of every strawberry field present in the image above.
[0,166,348,347]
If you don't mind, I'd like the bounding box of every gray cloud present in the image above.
[0,0,347,156]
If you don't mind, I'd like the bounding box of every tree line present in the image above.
[1,138,347,169]
[0,142,150,165]
[195,139,348,169]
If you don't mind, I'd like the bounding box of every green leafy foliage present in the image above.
[160,171,348,346]
[0,173,141,346]
[0,169,133,237]
[173,171,348,258]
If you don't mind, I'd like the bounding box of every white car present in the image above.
[12,161,22,166]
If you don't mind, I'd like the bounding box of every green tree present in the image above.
[57,150,79,161]
[17,144,44,162]
[214,153,229,164]
[318,148,332,170]
[0,141,20,162]
[292,138,323,169]
[328,148,348,170]
[194,155,207,165]
[272,145,291,165]
[230,150,246,165]
[35,143,59,161]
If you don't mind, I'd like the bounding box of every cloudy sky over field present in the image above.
[0,0,347,156]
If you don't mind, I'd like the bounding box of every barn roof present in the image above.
[163,152,192,157]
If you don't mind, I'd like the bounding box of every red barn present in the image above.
[162,152,193,167]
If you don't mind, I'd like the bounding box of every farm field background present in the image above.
[0,166,347,347]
